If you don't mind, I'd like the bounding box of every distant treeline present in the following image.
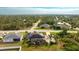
[0,16,40,30]
[0,15,79,30]
[38,16,79,29]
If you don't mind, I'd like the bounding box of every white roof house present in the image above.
[64,22,71,27]
[57,21,72,29]
[57,22,64,25]
[74,27,79,30]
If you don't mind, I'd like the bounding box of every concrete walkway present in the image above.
[0,46,21,51]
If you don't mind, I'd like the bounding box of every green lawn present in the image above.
[21,44,59,51]
[0,42,21,47]
[34,27,50,30]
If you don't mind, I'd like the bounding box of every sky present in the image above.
[0,7,79,15]
[0,0,79,7]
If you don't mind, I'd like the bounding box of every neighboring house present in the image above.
[3,33,22,42]
[40,24,50,29]
[56,21,71,29]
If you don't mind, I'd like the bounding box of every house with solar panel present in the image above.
[27,31,46,45]
[27,31,56,46]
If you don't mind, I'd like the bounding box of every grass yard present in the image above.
[0,42,21,47]
[21,44,59,51]
[34,27,50,30]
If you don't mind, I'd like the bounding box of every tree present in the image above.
[58,29,68,38]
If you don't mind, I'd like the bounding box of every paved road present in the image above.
[55,16,59,20]
[0,30,77,33]
[31,19,41,30]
